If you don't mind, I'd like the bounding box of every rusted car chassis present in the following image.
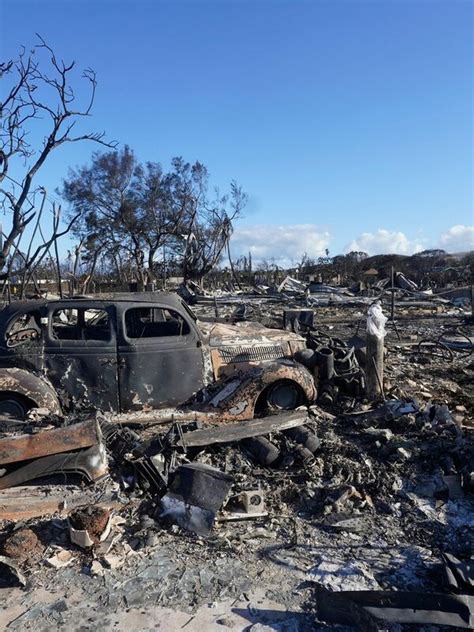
[0,293,316,419]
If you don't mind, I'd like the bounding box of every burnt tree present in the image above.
[62,148,189,291]
[0,35,116,277]
[63,152,247,290]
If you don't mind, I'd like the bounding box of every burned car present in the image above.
[0,293,316,418]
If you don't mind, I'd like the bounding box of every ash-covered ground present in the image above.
[0,300,472,631]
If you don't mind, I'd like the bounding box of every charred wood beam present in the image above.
[112,410,220,427]
[0,420,100,465]
[0,487,120,521]
[176,411,308,448]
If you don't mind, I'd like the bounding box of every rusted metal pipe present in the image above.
[317,347,334,381]
[292,444,316,465]
[283,425,320,453]
[241,436,280,466]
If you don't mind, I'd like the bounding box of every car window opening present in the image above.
[52,308,111,341]
[125,307,190,339]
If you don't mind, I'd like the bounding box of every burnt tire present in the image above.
[0,394,32,419]
[264,380,303,411]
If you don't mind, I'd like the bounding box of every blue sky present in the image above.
[1,0,473,264]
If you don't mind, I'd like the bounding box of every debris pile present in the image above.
[0,289,472,630]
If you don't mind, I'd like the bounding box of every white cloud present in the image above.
[439,225,474,253]
[345,229,425,256]
[229,223,473,267]
[230,224,331,268]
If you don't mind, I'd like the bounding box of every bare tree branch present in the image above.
[0,35,117,273]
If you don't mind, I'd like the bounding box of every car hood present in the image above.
[197,320,304,347]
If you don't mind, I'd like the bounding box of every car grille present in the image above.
[219,345,285,364]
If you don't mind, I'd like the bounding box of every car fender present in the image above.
[0,368,62,415]
[206,359,316,420]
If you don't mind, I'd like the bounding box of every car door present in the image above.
[43,302,120,412]
[117,303,205,411]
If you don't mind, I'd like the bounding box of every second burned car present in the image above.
[0,293,316,419]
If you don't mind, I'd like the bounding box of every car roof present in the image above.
[0,292,185,314]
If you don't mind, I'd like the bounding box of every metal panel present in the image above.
[43,303,119,412]
[0,420,99,465]
[0,444,107,490]
[116,303,205,412]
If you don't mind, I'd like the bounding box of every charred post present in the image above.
[366,332,384,401]
[366,302,387,401]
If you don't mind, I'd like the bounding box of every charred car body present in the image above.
[0,293,316,419]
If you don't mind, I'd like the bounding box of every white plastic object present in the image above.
[366,302,387,339]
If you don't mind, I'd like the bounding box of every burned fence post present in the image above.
[366,301,387,401]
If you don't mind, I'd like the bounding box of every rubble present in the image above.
[1,528,43,562]
[0,555,26,587]
[0,286,472,630]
